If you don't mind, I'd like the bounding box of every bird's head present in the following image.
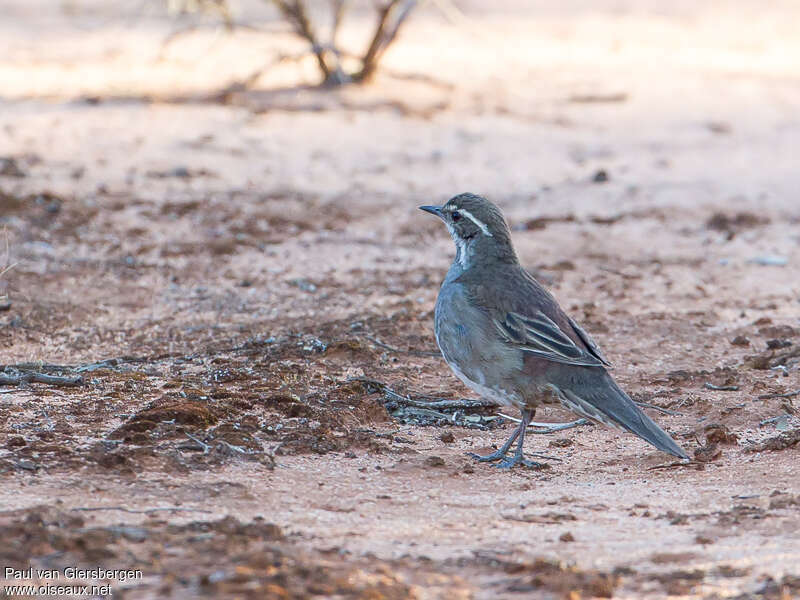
[419,193,517,268]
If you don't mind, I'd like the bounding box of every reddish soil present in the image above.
[1,1,799,598]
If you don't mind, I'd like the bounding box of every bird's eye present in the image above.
[451,211,462,222]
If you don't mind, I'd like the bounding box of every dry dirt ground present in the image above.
[1,1,800,598]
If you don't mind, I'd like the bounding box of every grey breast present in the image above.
[434,277,525,406]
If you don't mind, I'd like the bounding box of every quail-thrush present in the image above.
[420,193,688,468]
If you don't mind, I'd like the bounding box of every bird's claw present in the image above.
[467,451,549,470]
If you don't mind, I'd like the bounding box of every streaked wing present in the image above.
[495,310,606,367]
[568,317,612,367]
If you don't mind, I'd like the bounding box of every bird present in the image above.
[419,193,688,468]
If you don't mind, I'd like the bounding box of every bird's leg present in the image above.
[467,418,523,463]
[495,409,547,469]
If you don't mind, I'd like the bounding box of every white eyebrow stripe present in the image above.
[458,208,493,237]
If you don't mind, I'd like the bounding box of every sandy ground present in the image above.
[1,1,800,598]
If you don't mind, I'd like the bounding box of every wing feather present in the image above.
[495,310,605,367]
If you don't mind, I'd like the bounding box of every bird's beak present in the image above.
[419,205,444,218]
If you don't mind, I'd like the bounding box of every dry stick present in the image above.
[759,415,790,426]
[704,382,740,392]
[634,401,683,416]
[16,352,189,374]
[499,413,589,432]
[758,390,800,400]
[396,406,455,422]
[648,460,701,470]
[0,372,82,387]
[217,440,248,454]
[183,433,210,454]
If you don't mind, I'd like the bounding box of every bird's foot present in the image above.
[527,418,589,434]
[467,450,552,469]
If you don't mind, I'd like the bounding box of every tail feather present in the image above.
[558,372,688,460]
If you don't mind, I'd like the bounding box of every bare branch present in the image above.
[271,0,333,82]
[357,0,416,82]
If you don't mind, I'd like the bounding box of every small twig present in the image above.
[216,440,249,454]
[759,414,791,427]
[648,460,700,470]
[181,432,210,454]
[499,413,590,431]
[635,401,683,416]
[396,406,454,421]
[0,372,82,387]
[758,390,800,400]
[527,452,563,462]
[71,506,211,515]
[0,354,185,374]
[704,382,740,392]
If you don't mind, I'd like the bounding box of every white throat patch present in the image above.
[445,222,470,268]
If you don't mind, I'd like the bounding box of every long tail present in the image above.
[555,370,689,459]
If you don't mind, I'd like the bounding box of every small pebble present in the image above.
[749,255,788,266]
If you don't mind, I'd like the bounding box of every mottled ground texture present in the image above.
[1,1,800,598]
